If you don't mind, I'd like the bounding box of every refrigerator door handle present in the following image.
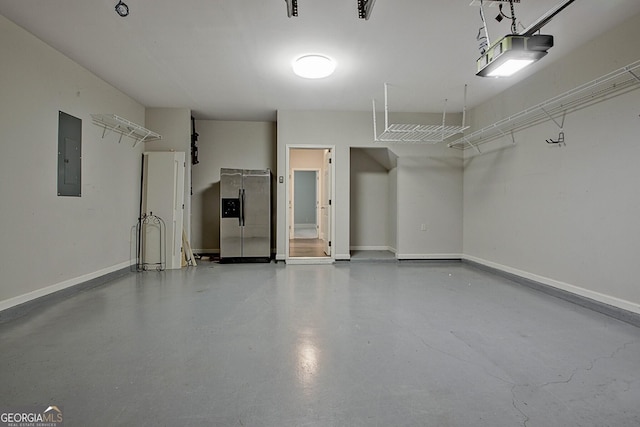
[241,188,246,226]
[238,189,243,226]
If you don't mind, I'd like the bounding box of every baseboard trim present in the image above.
[349,246,392,251]
[463,255,640,327]
[286,258,334,265]
[396,253,462,261]
[0,262,133,322]
[192,248,220,255]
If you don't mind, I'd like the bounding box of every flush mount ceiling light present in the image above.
[292,55,336,79]
[115,1,129,17]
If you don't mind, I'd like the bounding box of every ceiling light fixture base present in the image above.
[115,1,129,17]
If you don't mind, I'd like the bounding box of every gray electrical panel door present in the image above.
[58,111,82,197]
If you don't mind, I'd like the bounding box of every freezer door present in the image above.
[242,170,271,258]
[220,169,243,258]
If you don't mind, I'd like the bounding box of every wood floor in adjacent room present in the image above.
[1,261,639,426]
[289,238,327,258]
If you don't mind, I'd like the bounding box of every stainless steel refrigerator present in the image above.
[220,168,271,262]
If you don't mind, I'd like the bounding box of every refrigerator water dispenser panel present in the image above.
[221,198,241,218]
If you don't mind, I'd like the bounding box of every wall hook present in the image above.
[546,131,565,146]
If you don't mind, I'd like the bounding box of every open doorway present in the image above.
[292,170,319,239]
[287,147,333,261]
[349,147,398,262]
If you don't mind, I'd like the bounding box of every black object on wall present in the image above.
[57,111,82,197]
[191,116,199,166]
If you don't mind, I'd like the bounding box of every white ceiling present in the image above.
[2,0,640,121]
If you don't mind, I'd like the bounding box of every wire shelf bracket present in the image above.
[372,83,469,144]
[91,114,162,147]
[448,59,640,151]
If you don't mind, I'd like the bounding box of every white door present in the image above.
[143,152,185,269]
[321,149,332,256]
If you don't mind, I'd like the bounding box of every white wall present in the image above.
[276,110,464,261]
[0,15,145,308]
[463,12,640,313]
[290,148,325,169]
[397,152,463,259]
[190,120,276,252]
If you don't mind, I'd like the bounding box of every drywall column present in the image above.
[388,167,398,253]
[395,152,463,259]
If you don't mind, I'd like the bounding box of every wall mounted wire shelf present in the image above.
[448,59,640,152]
[91,114,162,147]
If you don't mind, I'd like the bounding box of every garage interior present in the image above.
[1,1,640,425]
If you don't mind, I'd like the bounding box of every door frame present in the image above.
[286,145,335,264]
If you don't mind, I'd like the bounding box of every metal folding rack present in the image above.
[134,213,166,272]
[91,114,162,147]
[447,59,640,152]
[372,83,469,143]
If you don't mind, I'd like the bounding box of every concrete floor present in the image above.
[1,261,639,426]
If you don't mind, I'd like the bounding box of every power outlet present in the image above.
[420,224,427,231]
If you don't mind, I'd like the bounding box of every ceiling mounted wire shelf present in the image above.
[448,59,640,152]
[373,83,469,144]
[91,114,162,147]
[469,0,520,6]
[377,124,470,143]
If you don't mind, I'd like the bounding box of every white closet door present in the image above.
[143,152,185,269]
